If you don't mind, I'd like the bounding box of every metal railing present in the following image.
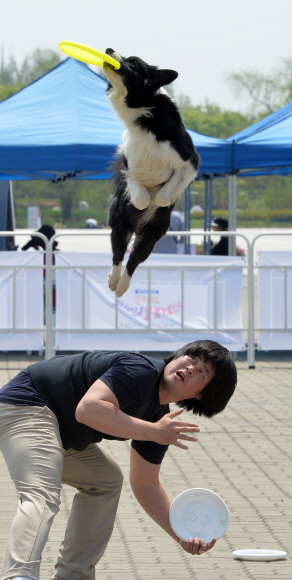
[2,229,292,367]
[46,230,250,360]
[248,232,292,367]
[0,231,49,339]
[51,263,245,333]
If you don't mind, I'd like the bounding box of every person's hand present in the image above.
[179,537,216,555]
[153,409,200,449]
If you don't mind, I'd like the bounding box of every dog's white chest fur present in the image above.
[122,126,188,189]
[108,85,197,210]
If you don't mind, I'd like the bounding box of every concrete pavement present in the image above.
[0,351,291,580]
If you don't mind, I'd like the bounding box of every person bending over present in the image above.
[0,340,237,580]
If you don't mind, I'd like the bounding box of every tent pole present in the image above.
[45,239,53,360]
[228,174,237,256]
[184,185,191,254]
[207,177,213,254]
[203,179,208,254]
[0,181,16,251]
[203,177,212,255]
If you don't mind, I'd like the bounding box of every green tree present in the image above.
[0,49,61,103]
[18,49,61,85]
[180,102,250,139]
[227,57,292,116]
[53,180,112,223]
[0,55,18,84]
[0,55,23,102]
[0,84,22,102]
[13,179,113,227]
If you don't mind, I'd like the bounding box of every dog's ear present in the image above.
[150,69,178,89]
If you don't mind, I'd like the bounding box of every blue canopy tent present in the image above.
[0,58,124,181]
[0,57,232,181]
[228,101,292,174]
[224,101,292,244]
[188,129,232,177]
[0,57,233,253]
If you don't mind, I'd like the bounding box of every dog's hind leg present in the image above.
[107,233,132,292]
[115,269,131,298]
[115,208,172,297]
[115,235,158,297]
[126,179,151,210]
[108,263,123,292]
[108,226,132,292]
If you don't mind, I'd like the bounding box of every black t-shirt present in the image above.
[0,352,169,464]
[0,368,45,406]
[211,236,228,255]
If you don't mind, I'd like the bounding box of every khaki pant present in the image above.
[0,403,123,580]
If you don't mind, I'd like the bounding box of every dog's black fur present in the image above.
[104,49,200,297]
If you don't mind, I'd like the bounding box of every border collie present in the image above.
[104,49,200,297]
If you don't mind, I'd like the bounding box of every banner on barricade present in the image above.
[55,253,245,352]
[258,251,292,350]
[0,252,44,351]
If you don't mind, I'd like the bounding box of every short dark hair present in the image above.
[211,216,228,230]
[164,340,237,418]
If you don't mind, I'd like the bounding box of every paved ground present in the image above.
[0,351,291,580]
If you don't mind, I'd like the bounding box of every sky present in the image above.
[1,0,292,112]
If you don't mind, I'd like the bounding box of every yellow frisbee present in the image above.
[58,40,121,69]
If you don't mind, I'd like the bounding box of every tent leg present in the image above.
[184,185,191,254]
[208,178,213,254]
[203,177,213,254]
[0,181,16,251]
[203,179,208,254]
[228,174,237,256]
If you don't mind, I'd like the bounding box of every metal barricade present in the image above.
[2,229,292,366]
[46,230,251,360]
[0,231,49,354]
[249,232,292,367]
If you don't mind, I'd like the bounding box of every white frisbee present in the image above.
[233,549,287,561]
[169,488,229,543]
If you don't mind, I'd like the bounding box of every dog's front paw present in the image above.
[153,192,172,207]
[129,186,150,210]
[115,270,131,297]
[108,265,122,292]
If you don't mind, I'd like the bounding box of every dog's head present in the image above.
[104,49,178,105]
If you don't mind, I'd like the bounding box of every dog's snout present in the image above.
[105,48,114,55]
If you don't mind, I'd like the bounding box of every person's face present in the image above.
[212,225,221,232]
[159,355,215,405]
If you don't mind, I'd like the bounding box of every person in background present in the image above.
[22,225,58,313]
[210,217,228,256]
[53,220,63,230]
[22,225,58,252]
[85,218,98,229]
[152,211,184,254]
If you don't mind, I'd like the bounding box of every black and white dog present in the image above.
[104,49,200,297]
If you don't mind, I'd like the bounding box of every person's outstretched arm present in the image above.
[129,447,216,556]
[76,379,200,449]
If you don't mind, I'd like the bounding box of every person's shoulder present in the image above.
[108,352,165,380]
[108,352,145,362]
[109,352,158,369]
[105,351,153,367]
[170,211,184,230]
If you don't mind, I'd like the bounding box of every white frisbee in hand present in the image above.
[169,488,229,543]
[233,549,287,561]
